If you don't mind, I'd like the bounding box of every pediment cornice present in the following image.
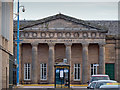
[19,13,108,31]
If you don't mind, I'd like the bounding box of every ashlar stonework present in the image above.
[14,14,120,84]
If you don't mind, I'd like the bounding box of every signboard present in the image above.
[64,69,68,73]
[60,70,64,78]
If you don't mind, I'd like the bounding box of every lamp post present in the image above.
[16,0,20,85]
[16,0,25,85]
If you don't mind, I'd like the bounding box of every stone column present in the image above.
[115,39,120,81]
[82,43,89,84]
[65,43,72,64]
[48,43,55,83]
[31,42,38,84]
[98,43,105,74]
[65,43,72,82]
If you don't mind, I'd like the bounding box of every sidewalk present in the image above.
[14,84,88,88]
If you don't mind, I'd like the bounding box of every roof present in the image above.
[92,75,109,77]
[93,80,117,83]
[54,62,70,67]
[14,13,108,31]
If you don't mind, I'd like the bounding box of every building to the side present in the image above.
[14,13,120,84]
[0,1,14,89]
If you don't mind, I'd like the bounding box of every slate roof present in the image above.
[14,13,118,35]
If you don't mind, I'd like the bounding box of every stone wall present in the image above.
[21,43,103,84]
[13,14,120,83]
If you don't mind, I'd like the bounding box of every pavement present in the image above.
[14,84,88,88]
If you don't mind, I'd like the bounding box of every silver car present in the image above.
[87,74,110,84]
[100,84,120,89]
[87,80,117,89]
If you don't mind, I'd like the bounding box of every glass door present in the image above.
[55,67,70,88]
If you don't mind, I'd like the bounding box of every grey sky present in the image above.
[13,2,118,20]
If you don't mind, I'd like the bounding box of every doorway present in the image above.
[105,63,115,80]
[54,62,70,88]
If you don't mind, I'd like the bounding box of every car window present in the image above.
[95,82,106,88]
[90,82,96,88]
[92,76,109,81]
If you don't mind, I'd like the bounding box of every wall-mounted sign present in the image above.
[56,69,59,73]
[64,69,68,73]
[60,70,64,78]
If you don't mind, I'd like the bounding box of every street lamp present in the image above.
[16,0,25,85]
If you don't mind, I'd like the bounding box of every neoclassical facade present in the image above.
[14,14,120,84]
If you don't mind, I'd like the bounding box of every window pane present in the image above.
[75,68,77,79]
[78,68,80,79]
[41,63,47,80]
[75,64,77,67]
[44,64,46,67]
[91,64,98,75]
[24,63,31,80]
[28,64,30,67]
[74,64,80,80]
[91,64,93,67]
[25,68,27,79]
[28,68,30,79]
[42,68,43,79]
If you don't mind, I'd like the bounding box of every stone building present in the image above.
[0,1,14,89]
[14,13,120,84]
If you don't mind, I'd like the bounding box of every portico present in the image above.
[17,29,106,84]
[14,13,110,84]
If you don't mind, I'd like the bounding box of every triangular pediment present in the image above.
[20,13,107,31]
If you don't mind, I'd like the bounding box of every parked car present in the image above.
[87,80,117,89]
[100,84,120,89]
[87,74,110,84]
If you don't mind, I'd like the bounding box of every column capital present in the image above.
[99,42,106,47]
[31,42,39,47]
[48,43,55,47]
[82,42,89,47]
[64,43,72,47]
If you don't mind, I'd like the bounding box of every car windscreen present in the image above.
[91,76,109,81]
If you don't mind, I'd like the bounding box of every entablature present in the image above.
[14,30,106,39]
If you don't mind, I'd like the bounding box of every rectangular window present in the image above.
[24,63,31,80]
[74,64,80,80]
[91,64,98,75]
[40,63,47,80]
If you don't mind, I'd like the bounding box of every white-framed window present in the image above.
[91,64,98,75]
[74,64,80,80]
[24,63,31,80]
[40,63,47,80]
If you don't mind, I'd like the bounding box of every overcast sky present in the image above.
[13,1,119,20]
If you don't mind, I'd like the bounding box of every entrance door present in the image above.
[105,63,115,80]
[55,68,70,88]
